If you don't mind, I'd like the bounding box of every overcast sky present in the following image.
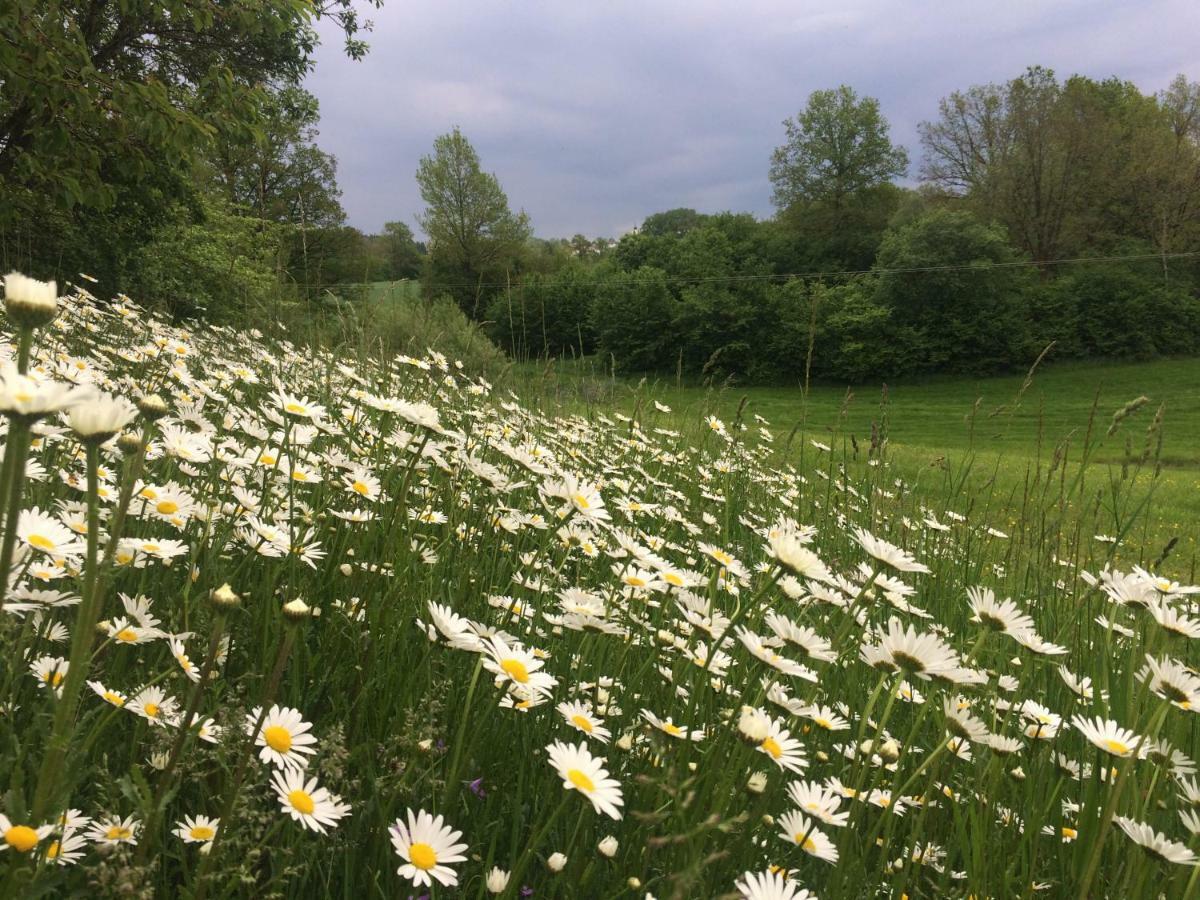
[305,0,1200,239]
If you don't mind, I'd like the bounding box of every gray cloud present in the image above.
[306,0,1200,238]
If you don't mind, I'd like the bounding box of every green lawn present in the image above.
[514,356,1200,570]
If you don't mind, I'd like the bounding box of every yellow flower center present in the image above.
[104,691,125,706]
[142,543,160,554]
[156,500,179,515]
[44,670,63,687]
[115,628,138,642]
[409,842,438,870]
[143,702,160,718]
[571,714,594,733]
[27,534,55,551]
[760,736,783,759]
[264,725,293,753]
[259,453,277,466]
[292,470,308,482]
[351,481,370,495]
[1103,739,1130,756]
[794,832,816,852]
[1063,826,1078,839]
[573,493,591,510]
[139,487,159,500]
[106,826,132,841]
[662,722,684,737]
[814,717,833,730]
[500,658,530,683]
[664,573,684,586]
[46,840,61,859]
[189,825,215,841]
[284,402,307,415]
[4,825,38,852]
[568,769,595,792]
[288,789,315,815]
[625,576,646,588]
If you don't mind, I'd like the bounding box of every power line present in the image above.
[303,249,1200,293]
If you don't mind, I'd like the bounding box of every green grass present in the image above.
[513,356,1200,572]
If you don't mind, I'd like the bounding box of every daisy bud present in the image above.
[816,750,829,762]
[627,877,642,889]
[879,738,901,762]
[485,867,510,893]
[209,583,241,610]
[417,739,433,752]
[761,814,775,827]
[746,772,768,795]
[615,733,634,751]
[282,598,312,622]
[95,620,111,636]
[136,394,169,420]
[597,836,618,858]
[116,432,143,456]
[547,852,567,872]
[737,706,770,744]
[1009,766,1026,782]
[339,563,353,576]
[3,271,58,329]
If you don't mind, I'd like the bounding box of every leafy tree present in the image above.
[590,267,678,373]
[770,86,909,210]
[770,86,908,271]
[872,209,1032,374]
[380,222,425,280]
[0,1,377,220]
[415,128,531,318]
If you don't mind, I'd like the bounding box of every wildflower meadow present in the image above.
[0,271,1196,900]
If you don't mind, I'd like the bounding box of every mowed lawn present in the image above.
[515,356,1200,569]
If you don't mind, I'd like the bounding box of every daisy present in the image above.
[737,628,817,680]
[860,618,962,681]
[248,705,319,770]
[1070,715,1147,759]
[735,869,817,900]
[641,708,704,742]
[0,814,53,853]
[756,717,808,774]
[43,828,88,865]
[777,810,839,864]
[853,527,930,573]
[30,655,68,696]
[270,769,350,833]
[967,587,1035,634]
[483,635,557,698]
[88,815,139,845]
[546,740,624,819]
[88,680,127,707]
[389,808,469,889]
[557,701,612,743]
[1113,816,1199,865]
[763,613,836,662]
[787,780,849,827]
[128,685,179,726]
[16,507,82,557]
[175,815,219,845]
[1139,655,1200,709]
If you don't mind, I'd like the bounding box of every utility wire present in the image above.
[301,249,1200,293]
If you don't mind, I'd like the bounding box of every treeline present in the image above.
[474,69,1200,381]
[489,208,1200,382]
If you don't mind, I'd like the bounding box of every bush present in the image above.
[590,267,679,373]
[872,209,1032,374]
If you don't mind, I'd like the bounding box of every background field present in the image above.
[512,354,1200,574]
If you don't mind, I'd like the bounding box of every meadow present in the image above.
[0,273,1198,900]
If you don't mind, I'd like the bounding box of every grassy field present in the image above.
[514,356,1200,574]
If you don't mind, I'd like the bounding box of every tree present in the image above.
[872,209,1032,374]
[415,128,531,318]
[380,222,425,280]
[0,0,378,296]
[770,86,909,211]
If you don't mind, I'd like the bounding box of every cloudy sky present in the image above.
[306,0,1200,239]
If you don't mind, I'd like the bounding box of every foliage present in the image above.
[872,209,1033,375]
[589,267,679,373]
[416,128,532,318]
